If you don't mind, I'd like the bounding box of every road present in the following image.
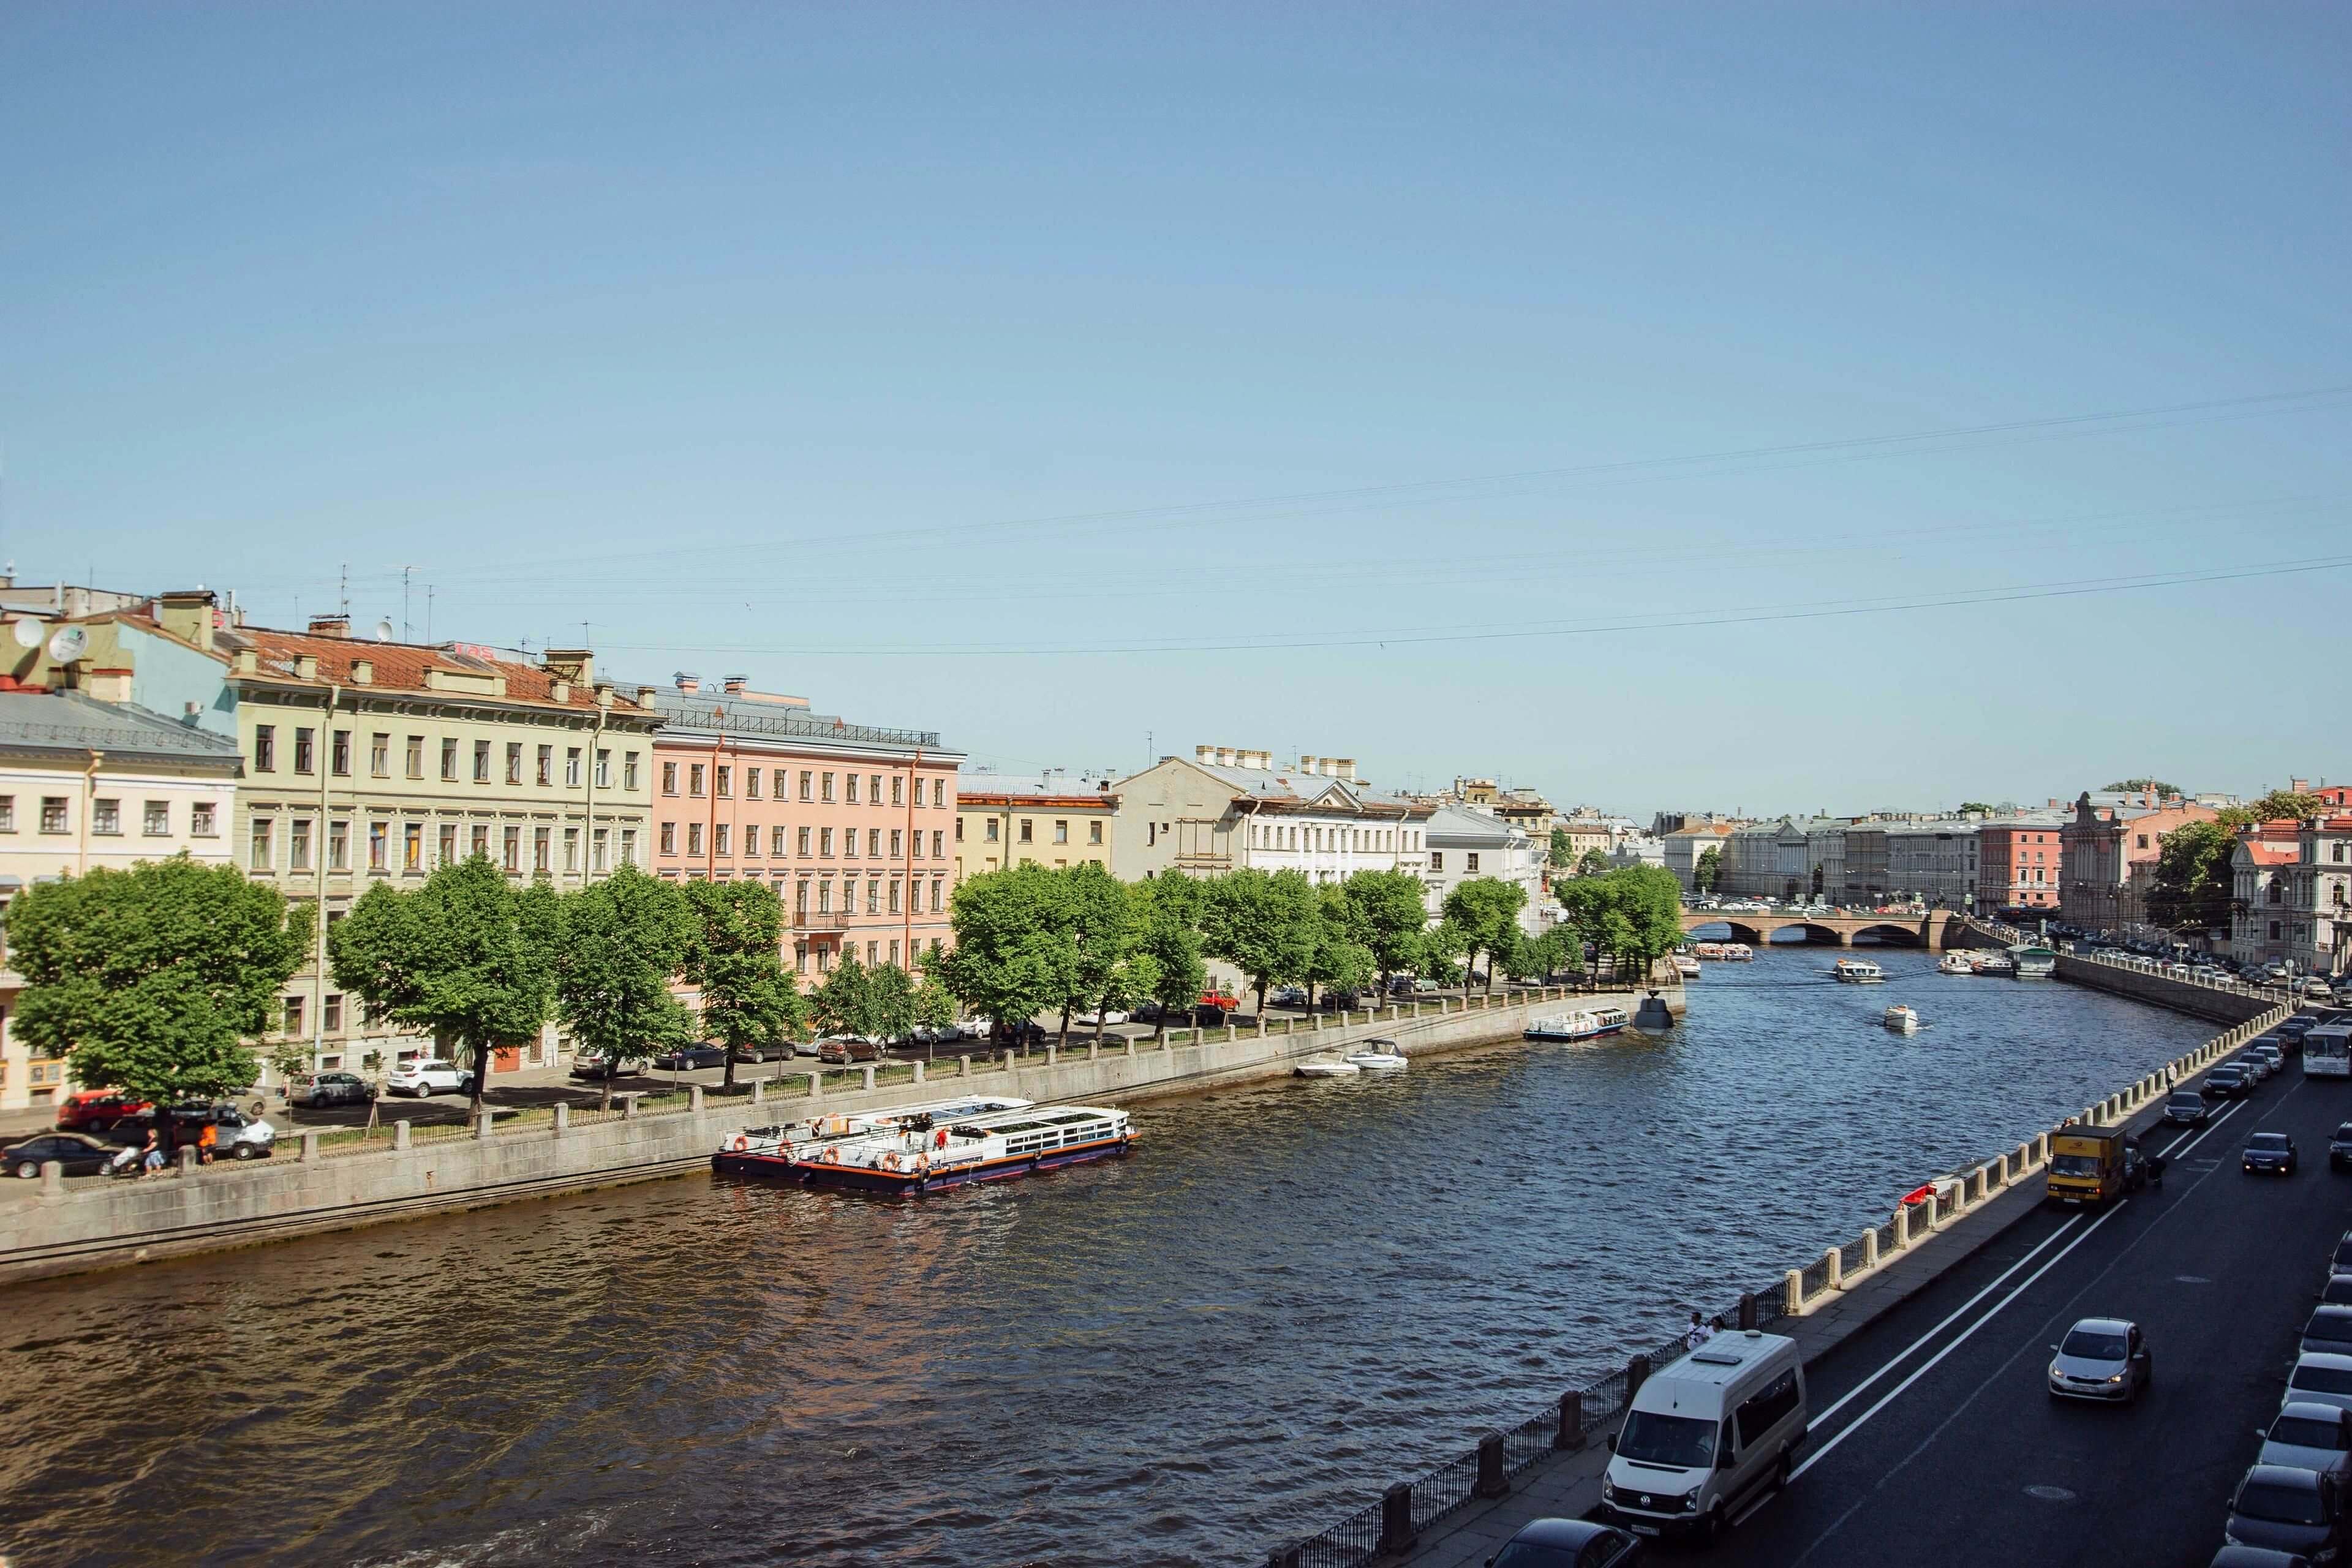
[1722,1060,2352,1567]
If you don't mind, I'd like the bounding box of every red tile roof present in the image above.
[225,627,617,713]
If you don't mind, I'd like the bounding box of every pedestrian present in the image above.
[1684,1311,1708,1350]
[139,1126,165,1176]
[197,1119,218,1166]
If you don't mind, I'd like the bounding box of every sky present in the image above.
[6,4,2348,816]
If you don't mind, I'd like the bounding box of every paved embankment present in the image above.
[2056,951,2282,1025]
[1330,995,2289,1568]
[0,984,1672,1286]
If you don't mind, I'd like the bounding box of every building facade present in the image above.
[2057,791,2218,937]
[1109,748,1430,885]
[1886,821,1980,910]
[2230,829,2301,967]
[1721,818,1813,900]
[2286,816,2352,976]
[955,775,1118,880]
[1662,821,1736,891]
[646,679,962,981]
[1422,803,1545,936]
[1975,813,2068,916]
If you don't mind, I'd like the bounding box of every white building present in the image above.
[1421,803,1545,937]
[2287,815,2352,976]
[1110,747,1431,884]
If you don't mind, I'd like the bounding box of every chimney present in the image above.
[723,674,747,695]
[350,658,374,685]
[83,666,134,703]
[638,685,658,707]
[2143,785,2155,809]
[550,680,571,704]
[294,653,320,679]
[594,680,614,708]
[156,589,218,654]
[308,614,349,638]
[2293,778,2310,793]
[541,648,594,687]
[674,671,699,693]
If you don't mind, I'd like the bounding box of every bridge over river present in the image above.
[1681,908,2015,949]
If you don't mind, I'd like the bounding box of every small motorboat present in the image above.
[1883,1004,1921,1033]
[1672,954,1703,978]
[1834,959,1885,984]
[1344,1039,1408,1072]
[1937,953,1975,975]
[1295,1057,1360,1078]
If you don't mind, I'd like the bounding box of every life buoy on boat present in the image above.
[730,1136,748,1152]
[823,1146,840,1164]
[883,1152,901,1171]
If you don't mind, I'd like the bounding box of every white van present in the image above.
[1600,1330,1806,1540]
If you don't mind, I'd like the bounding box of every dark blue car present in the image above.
[2246,1132,2299,1177]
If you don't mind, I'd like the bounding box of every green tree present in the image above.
[2103,778,2182,797]
[864,962,918,1044]
[2250,790,2327,823]
[1608,865,1689,984]
[1956,801,1996,815]
[10,856,303,1111]
[1302,882,1377,1007]
[1575,847,1610,878]
[1693,846,1722,894]
[937,864,1079,1047]
[1055,862,1136,1043]
[329,854,559,1117]
[1419,919,1469,986]
[682,877,805,1090]
[1135,874,1208,1041]
[1550,827,1574,868]
[1200,867,1318,1016]
[553,864,698,1107]
[2145,820,2237,933]
[811,947,873,1039]
[1343,868,1429,997]
[1442,876,1528,995]
[911,970,957,1039]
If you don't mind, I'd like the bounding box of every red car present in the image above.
[56,1090,151,1131]
[1199,989,1241,1012]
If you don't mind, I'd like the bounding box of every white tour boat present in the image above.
[1721,943,1755,962]
[1834,958,1885,984]
[712,1095,1038,1184]
[1937,953,1975,975]
[1970,952,2016,976]
[1692,941,1728,960]
[1344,1039,1409,1072]
[1523,1005,1632,1042]
[1883,1004,1922,1033]
[718,1099,1132,1194]
[1295,1056,1361,1078]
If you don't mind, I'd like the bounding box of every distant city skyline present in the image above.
[6,6,2346,805]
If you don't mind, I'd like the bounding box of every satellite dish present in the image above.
[374,620,395,643]
[46,625,89,663]
[10,617,45,649]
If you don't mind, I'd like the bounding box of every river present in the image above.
[0,946,2211,1567]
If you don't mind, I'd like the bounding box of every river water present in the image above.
[0,946,2209,1568]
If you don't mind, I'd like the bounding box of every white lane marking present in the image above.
[1801,1213,2086,1436]
[1790,1200,2129,1480]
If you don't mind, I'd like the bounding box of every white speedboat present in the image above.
[1344,1039,1409,1072]
[1883,1004,1921,1033]
[1524,1005,1631,1042]
[1937,953,1975,975]
[1834,959,1885,984]
[1672,954,1703,978]
[1295,1057,1361,1078]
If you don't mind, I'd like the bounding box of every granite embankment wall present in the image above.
[0,984,1675,1285]
[2054,953,2280,1026]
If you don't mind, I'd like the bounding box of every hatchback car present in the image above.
[2248,1133,2301,1177]
[2304,1308,2352,1359]
[55,1089,153,1131]
[2048,1317,2152,1403]
[2261,1402,2352,1486]
[1483,1516,1646,1567]
[2286,1353,2352,1415]
[288,1071,374,1109]
[2165,1092,2211,1126]
[2240,1053,2277,1083]
[2,1131,127,1179]
[2225,1463,2348,1562]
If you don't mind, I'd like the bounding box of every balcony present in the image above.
[793,910,855,930]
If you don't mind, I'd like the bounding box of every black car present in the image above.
[650,1044,729,1071]
[728,1042,791,1063]
[2165,1091,2211,1126]
[2331,1124,2352,1173]
[2208,1545,2315,1567]
[2206,1066,2250,1099]
[1485,1517,1644,1568]
[2248,1133,2301,1177]
[2,1131,127,1178]
[2226,1464,2348,1562]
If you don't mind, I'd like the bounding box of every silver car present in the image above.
[2261,1401,2352,1486]
[2286,1354,2352,1415]
[2048,1317,2151,1403]
[2252,1043,2288,1074]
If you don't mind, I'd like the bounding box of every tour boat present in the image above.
[1834,959,1885,984]
[1295,1056,1361,1077]
[1937,953,1975,975]
[723,1101,1134,1195]
[1721,943,1755,962]
[1672,954,1704,978]
[1692,941,1728,960]
[1523,1005,1631,1042]
[1883,1004,1922,1033]
[711,1095,1035,1182]
[1970,952,2016,976]
[2009,945,2057,978]
[1344,1039,1409,1072]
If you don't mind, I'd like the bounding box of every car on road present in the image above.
[1199,989,1241,1012]
[55,1089,153,1131]
[815,1036,881,1065]
[2225,1463,2349,1562]
[129,1103,277,1160]
[1267,985,1306,1007]
[728,1041,793,1064]
[1074,1008,1131,1027]
[2332,1126,2352,1174]
[2207,1543,2318,1568]
[2206,1066,2251,1099]
[2047,1317,2151,1403]
[3,1131,129,1179]
[2323,1276,2352,1308]
[2240,1052,2277,1084]
[2287,1353,2352,1415]
[2304,1308,2352,1359]
[1483,1516,1646,1567]
[2248,1133,2301,1177]
[385,1059,477,1098]
[2262,1403,2352,1487]
[2253,1044,2290,1076]
[649,1044,728,1071]
[2307,978,2340,1000]
[288,1071,374,1109]
[2166,1091,2211,1126]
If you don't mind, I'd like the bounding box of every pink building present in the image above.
[646,676,963,981]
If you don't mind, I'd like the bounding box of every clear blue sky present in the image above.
[7,5,2347,815]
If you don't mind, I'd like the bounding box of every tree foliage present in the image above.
[1550,827,1574,868]
[2103,778,2182,797]
[1303,881,1377,1005]
[1200,867,1317,1015]
[1442,876,1528,995]
[937,863,1079,1043]
[1575,847,1610,877]
[1135,873,1208,1041]
[682,877,805,1088]
[553,863,698,1099]
[1055,861,1136,1041]
[10,856,303,1104]
[2145,820,2237,932]
[1343,869,1429,993]
[1693,846,1722,894]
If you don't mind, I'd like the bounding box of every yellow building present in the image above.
[954,775,1118,883]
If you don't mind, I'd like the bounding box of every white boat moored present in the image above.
[1344,1039,1409,1072]
[1295,1057,1361,1078]
[1937,953,1975,974]
[1672,955,1703,978]
[1524,1005,1631,1042]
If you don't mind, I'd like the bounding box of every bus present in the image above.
[2306,1023,2351,1080]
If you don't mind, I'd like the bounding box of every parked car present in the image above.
[727,1042,791,1064]
[2205,1066,2250,1099]
[2226,1464,2349,1562]
[2287,1352,2352,1415]
[1267,986,1307,1008]
[568,1057,630,1081]
[1324,989,1364,1009]
[2307,978,2340,1000]
[137,1103,277,1160]
[815,1036,881,1065]
[2046,1316,2151,1403]
[55,1089,151,1131]
[2323,1276,2352,1308]
[3,1131,127,1179]
[1485,1517,1645,1567]
[384,1059,477,1098]
[649,1044,728,1071]
[2305,1308,2352,1359]
[2164,1091,2211,1127]
[2248,1133,2301,1177]
[288,1071,374,1109]
[2262,1403,2352,1487]
[1074,1009,1131,1027]
[1199,989,1241,1012]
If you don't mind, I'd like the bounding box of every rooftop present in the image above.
[643,686,949,753]
[0,691,243,767]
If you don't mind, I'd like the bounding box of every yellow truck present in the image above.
[2046,1123,2164,1206]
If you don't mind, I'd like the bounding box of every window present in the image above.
[590,827,609,872]
[715,766,731,799]
[660,821,677,855]
[866,940,879,966]
[473,740,492,782]
[821,772,835,803]
[889,938,900,965]
[1050,820,1066,844]
[798,826,812,857]
[819,826,834,857]
[407,735,424,778]
[891,776,903,807]
[690,763,706,797]
[533,826,551,873]
[1019,819,1034,843]
[799,770,813,802]
[192,801,215,837]
[507,742,524,785]
[619,828,636,865]
[662,761,679,796]
[323,994,343,1033]
[743,824,759,858]
[867,879,881,914]
[687,822,704,856]
[773,826,789,857]
[714,823,731,857]
[796,942,809,974]
[817,881,832,914]
[869,828,882,858]
[0,795,13,831]
[253,723,279,771]
[932,829,944,858]
[890,829,903,858]
[249,817,273,870]
[933,779,945,807]
[439,824,457,865]
[295,726,316,774]
[2136,834,2149,850]
[327,819,351,870]
[2338,844,2348,865]
[624,752,640,790]
[595,748,611,788]
[2273,920,2284,941]
[331,729,352,776]
[400,822,421,872]
[565,747,582,788]
[747,767,762,800]
[502,826,521,872]
[931,877,944,913]
[1467,852,1481,872]
[143,799,169,836]
[1089,822,1102,846]
[368,821,387,871]
[1430,850,1445,872]
[366,732,388,777]
[1734,1369,1801,1449]
[985,818,998,842]
[846,773,860,805]
[472,824,491,858]
[288,817,312,870]
[283,997,304,1036]
[888,880,902,914]
[870,774,883,804]
[796,878,810,914]
[442,738,459,780]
